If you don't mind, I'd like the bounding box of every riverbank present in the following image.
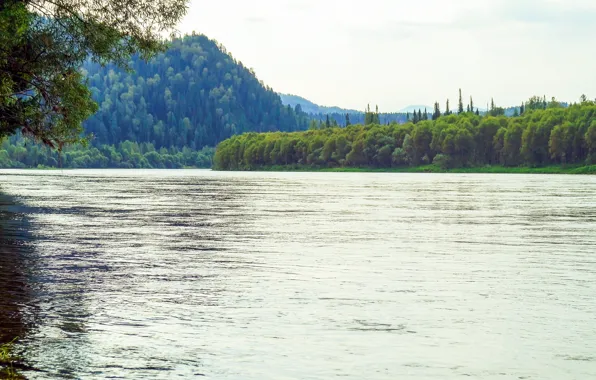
[0,340,23,379]
[225,164,596,174]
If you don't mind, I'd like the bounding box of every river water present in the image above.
[0,170,595,379]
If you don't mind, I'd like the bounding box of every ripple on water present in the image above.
[0,170,594,379]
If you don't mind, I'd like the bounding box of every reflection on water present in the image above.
[0,194,37,377]
[0,169,595,379]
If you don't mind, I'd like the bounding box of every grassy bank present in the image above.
[0,340,23,379]
[227,164,596,174]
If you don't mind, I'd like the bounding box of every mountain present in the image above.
[280,94,362,115]
[280,94,411,125]
[398,105,433,114]
[81,34,309,151]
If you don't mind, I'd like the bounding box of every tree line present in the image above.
[214,98,596,170]
[0,135,213,169]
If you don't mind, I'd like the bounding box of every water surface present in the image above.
[0,170,595,379]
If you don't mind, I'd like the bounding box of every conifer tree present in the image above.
[458,88,464,114]
[345,113,351,127]
[445,99,451,116]
[364,104,372,125]
[373,105,381,124]
[432,102,441,120]
[325,115,331,128]
[470,96,474,113]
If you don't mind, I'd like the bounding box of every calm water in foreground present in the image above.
[0,170,595,379]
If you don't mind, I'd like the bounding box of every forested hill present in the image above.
[82,34,309,151]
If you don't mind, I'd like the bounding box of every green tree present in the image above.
[549,123,572,163]
[458,89,464,114]
[0,0,188,148]
[503,122,524,166]
[432,102,441,120]
[585,122,596,157]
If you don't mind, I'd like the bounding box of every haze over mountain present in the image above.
[281,94,435,117]
[280,94,362,115]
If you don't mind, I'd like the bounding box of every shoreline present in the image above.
[0,165,594,174]
[215,164,596,174]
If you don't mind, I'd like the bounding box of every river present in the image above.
[0,170,595,379]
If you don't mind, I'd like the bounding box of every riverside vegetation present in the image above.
[213,98,596,173]
[0,339,23,379]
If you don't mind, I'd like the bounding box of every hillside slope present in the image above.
[82,34,309,150]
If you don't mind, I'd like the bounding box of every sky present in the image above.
[179,0,596,111]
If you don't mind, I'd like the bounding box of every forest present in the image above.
[213,98,596,171]
[0,33,310,168]
[81,34,309,150]
[0,136,214,169]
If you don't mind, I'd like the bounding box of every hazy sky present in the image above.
[179,0,596,111]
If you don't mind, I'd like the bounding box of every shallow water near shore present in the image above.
[0,169,595,379]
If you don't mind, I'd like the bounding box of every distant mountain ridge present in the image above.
[281,93,435,117]
[280,94,363,115]
[398,105,433,114]
[280,93,413,126]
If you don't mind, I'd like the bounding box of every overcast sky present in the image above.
[179,0,596,111]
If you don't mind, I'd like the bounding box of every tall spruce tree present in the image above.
[432,102,441,120]
[458,88,464,114]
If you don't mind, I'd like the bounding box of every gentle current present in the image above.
[0,170,595,379]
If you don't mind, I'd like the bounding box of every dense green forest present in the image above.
[0,136,214,169]
[82,34,309,150]
[213,99,596,171]
[0,33,309,168]
[0,30,586,171]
